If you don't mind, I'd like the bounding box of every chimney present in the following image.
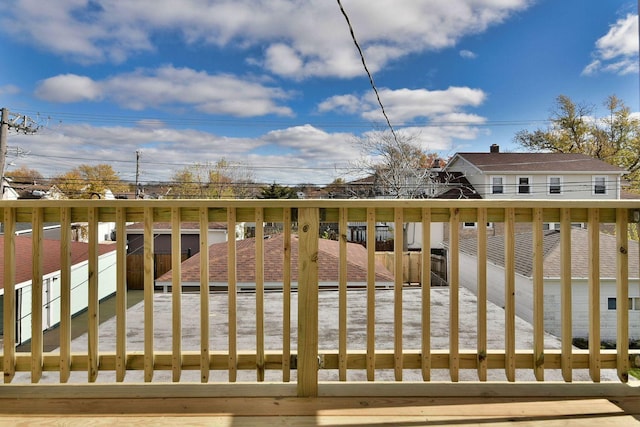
[490,144,500,153]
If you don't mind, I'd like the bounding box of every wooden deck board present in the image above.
[0,397,638,426]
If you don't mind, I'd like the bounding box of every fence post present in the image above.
[297,207,319,397]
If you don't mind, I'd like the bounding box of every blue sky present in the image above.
[0,0,638,186]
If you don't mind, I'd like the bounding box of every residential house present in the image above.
[155,233,394,292]
[456,228,640,341]
[444,144,626,200]
[2,177,64,200]
[0,236,117,345]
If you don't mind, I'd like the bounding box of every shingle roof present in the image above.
[458,228,639,279]
[0,236,116,291]
[157,233,395,283]
[126,221,227,231]
[453,152,626,174]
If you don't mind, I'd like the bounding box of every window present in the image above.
[607,297,640,310]
[491,176,504,194]
[463,222,493,229]
[548,176,562,194]
[593,176,607,195]
[517,176,531,194]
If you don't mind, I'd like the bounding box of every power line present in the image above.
[336,0,399,143]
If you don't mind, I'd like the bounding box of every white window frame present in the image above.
[491,175,505,195]
[548,176,562,195]
[517,176,532,195]
[593,176,607,195]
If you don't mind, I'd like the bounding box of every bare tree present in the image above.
[350,130,446,199]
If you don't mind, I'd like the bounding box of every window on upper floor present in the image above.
[548,176,562,195]
[593,176,607,195]
[517,176,531,194]
[491,176,504,194]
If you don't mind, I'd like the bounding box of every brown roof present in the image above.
[458,228,639,279]
[452,152,626,174]
[157,233,394,283]
[0,236,115,291]
[126,222,227,231]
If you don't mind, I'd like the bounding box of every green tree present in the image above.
[258,182,298,199]
[514,95,640,189]
[54,164,127,199]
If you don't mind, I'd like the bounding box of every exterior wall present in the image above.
[405,222,445,250]
[465,173,620,200]
[14,250,118,345]
[127,230,227,255]
[459,250,640,341]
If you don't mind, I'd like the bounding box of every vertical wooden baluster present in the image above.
[115,206,127,382]
[588,208,601,382]
[143,207,154,382]
[59,207,71,383]
[560,207,572,383]
[504,208,516,382]
[171,206,182,382]
[338,207,348,381]
[366,207,376,381]
[394,208,403,381]
[255,207,265,382]
[199,206,210,383]
[227,207,237,382]
[476,208,488,381]
[87,207,99,382]
[421,208,431,382]
[297,207,319,397]
[31,207,44,383]
[449,208,459,382]
[282,209,292,382]
[3,208,16,383]
[532,207,545,381]
[616,208,629,383]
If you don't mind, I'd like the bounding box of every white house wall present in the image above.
[15,251,118,345]
[459,251,640,342]
[405,222,445,250]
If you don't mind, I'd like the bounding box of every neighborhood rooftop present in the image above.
[451,152,627,173]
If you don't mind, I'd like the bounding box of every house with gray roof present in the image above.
[456,228,640,341]
[444,144,626,199]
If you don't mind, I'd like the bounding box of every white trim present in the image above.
[490,175,505,195]
[516,175,532,195]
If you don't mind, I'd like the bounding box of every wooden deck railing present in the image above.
[1,199,640,397]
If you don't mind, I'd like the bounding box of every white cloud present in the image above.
[583,13,639,76]
[35,66,293,117]
[35,74,103,103]
[0,85,20,95]
[459,49,478,59]
[2,0,532,77]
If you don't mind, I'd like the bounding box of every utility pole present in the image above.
[0,108,39,198]
[135,149,141,198]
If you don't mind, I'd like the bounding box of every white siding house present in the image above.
[444,145,626,200]
[456,228,640,341]
[0,236,117,345]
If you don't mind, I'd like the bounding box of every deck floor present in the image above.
[1,396,639,426]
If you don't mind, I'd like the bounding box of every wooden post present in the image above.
[476,208,487,381]
[143,207,154,382]
[449,208,459,382]
[366,207,376,381]
[394,208,404,381]
[59,207,72,383]
[87,207,99,383]
[588,208,601,382]
[116,206,128,382]
[338,207,348,381]
[199,206,210,383]
[616,208,629,383]
[532,207,545,381]
[3,208,16,383]
[504,208,516,382]
[560,207,572,383]
[297,207,319,397]
[421,207,431,381]
[31,207,43,383]
[171,206,182,382]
